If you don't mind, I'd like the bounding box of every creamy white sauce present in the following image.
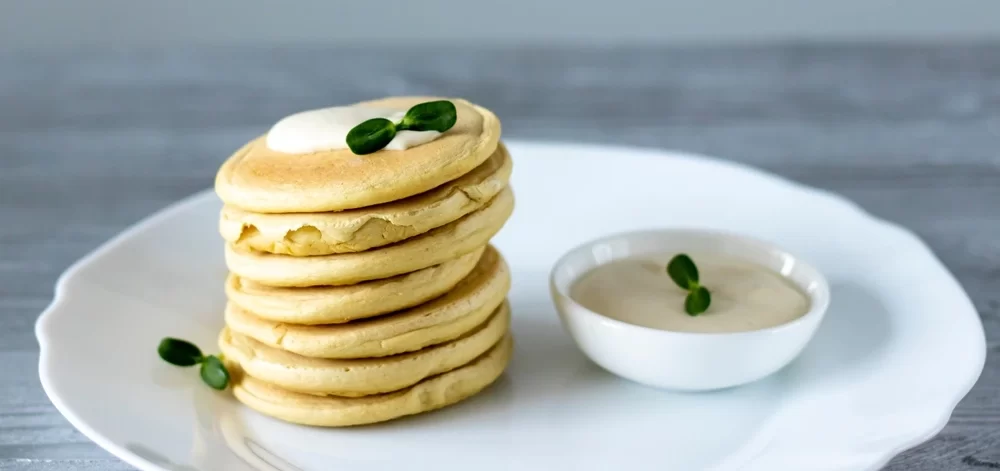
[265,106,441,154]
[571,253,810,333]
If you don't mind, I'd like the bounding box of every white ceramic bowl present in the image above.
[550,229,830,391]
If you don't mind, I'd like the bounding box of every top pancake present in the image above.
[215,97,502,213]
[219,143,512,256]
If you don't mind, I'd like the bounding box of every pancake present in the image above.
[224,247,510,359]
[225,247,485,325]
[220,302,509,396]
[225,187,513,287]
[231,334,512,427]
[215,97,501,213]
[220,144,512,256]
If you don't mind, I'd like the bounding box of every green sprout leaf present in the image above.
[157,338,231,391]
[685,286,712,316]
[399,100,458,132]
[346,118,397,155]
[345,100,458,155]
[199,355,230,391]
[667,254,699,289]
[157,338,203,367]
[668,254,711,316]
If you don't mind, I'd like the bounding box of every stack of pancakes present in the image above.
[212,97,514,426]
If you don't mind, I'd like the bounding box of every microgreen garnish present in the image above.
[684,286,711,315]
[157,337,230,390]
[346,118,397,155]
[346,100,457,155]
[399,101,458,132]
[667,254,712,316]
[198,355,231,390]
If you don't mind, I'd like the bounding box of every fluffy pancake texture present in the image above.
[215,97,501,213]
[224,187,514,287]
[224,247,510,359]
[231,334,512,427]
[220,144,512,256]
[219,302,509,396]
[226,247,485,325]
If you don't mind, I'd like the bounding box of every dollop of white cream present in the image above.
[265,106,441,154]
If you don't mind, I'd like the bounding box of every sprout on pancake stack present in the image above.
[347,100,457,155]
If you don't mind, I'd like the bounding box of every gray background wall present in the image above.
[3,0,1000,49]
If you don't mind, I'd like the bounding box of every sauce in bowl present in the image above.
[570,252,810,333]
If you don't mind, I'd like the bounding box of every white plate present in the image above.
[37,141,985,471]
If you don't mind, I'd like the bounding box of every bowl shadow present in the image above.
[774,281,893,388]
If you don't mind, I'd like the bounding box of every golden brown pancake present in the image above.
[215,97,501,213]
[219,302,509,396]
[224,247,510,359]
[220,144,511,256]
[225,247,485,325]
[230,334,512,427]
[224,188,513,287]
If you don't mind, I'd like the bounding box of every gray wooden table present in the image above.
[1,44,998,470]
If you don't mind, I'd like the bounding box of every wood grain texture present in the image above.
[1,44,998,470]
